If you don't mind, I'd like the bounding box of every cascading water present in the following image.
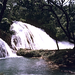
[0,21,74,58]
[10,21,74,50]
[0,38,16,58]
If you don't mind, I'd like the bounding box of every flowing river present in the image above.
[0,57,75,75]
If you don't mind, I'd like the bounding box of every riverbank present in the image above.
[17,48,75,69]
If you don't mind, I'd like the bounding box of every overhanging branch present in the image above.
[49,0,70,32]
[43,0,74,43]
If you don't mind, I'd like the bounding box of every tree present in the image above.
[41,0,75,48]
[0,0,8,23]
[1,0,75,49]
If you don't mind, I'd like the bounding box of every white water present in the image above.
[10,21,74,50]
[0,38,17,58]
[0,21,74,58]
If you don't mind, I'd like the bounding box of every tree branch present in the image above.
[43,0,74,43]
[50,0,70,33]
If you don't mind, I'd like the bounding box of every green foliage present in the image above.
[0,18,10,32]
[4,0,57,39]
[0,2,3,9]
[17,49,55,58]
[0,0,75,42]
[20,18,26,22]
[56,27,67,40]
[17,49,41,57]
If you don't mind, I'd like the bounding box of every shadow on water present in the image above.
[0,57,75,75]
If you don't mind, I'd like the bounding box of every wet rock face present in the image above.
[0,41,8,58]
[0,29,11,47]
[0,38,13,58]
[0,48,8,57]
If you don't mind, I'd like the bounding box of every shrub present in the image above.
[0,18,10,32]
[17,49,41,57]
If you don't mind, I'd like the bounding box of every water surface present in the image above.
[0,57,75,75]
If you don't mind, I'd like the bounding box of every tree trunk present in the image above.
[56,38,59,50]
[0,0,8,23]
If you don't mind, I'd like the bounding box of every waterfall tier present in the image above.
[0,38,13,58]
[10,21,74,50]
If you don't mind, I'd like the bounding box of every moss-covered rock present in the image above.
[17,48,55,58]
[17,49,41,57]
[48,49,75,68]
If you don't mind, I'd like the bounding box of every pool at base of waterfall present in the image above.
[0,57,75,75]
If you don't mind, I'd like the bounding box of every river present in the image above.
[0,57,75,75]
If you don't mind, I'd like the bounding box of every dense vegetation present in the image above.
[0,0,75,47]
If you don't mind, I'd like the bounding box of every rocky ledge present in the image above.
[17,48,75,69]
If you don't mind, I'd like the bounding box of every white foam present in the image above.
[10,21,74,50]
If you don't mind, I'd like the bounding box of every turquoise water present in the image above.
[0,57,75,75]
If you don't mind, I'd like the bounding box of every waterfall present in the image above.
[10,21,74,50]
[0,21,74,58]
[0,38,16,58]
